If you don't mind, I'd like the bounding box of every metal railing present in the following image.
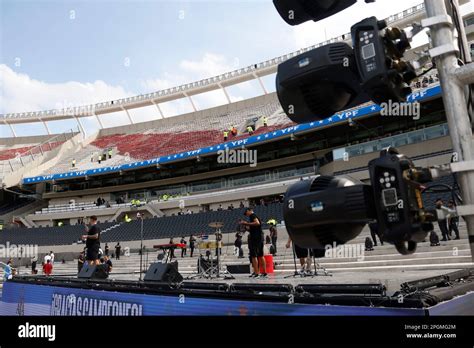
[333,123,450,160]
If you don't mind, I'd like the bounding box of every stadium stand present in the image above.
[0,203,284,246]
[0,141,65,161]
[0,198,35,215]
[38,100,290,175]
[25,73,440,178]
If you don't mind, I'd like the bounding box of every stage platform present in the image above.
[1,267,473,316]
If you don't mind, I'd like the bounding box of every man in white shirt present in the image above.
[49,251,55,265]
[43,253,51,265]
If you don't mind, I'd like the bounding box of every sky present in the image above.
[0,0,472,138]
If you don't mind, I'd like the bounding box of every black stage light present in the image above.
[351,17,415,104]
[275,14,417,122]
[283,175,375,249]
[368,148,434,254]
[273,0,357,25]
[276,42,370,122]
[283,148,436,255]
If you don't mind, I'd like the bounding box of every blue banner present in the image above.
[0,281,424,316]
[23,85,442,184]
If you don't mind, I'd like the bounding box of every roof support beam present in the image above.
[39,118,51,135]
[253,73,268,95]
[121,106,134,125]
[183,92,197,112]
[4,121,17,137]
[92,112,104,129]
[151,100,165,119]
[74,117,86,137]
[218,83,232,104]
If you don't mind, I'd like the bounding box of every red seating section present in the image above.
[91,123,295,160]
[0,141,64,161]
[0,146,35,161]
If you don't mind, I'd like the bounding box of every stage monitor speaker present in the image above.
[226,264,250,274]
[78,264,109,279]
[180,282,230,292]
[144,262,183,283]
[230,283,293,294]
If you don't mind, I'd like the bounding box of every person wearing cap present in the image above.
[239,208,267,278]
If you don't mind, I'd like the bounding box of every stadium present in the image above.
[1,0,474,326]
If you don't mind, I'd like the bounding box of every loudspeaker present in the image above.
[78,264,108,279]
[144,262,183,283]
[226,264,250,274]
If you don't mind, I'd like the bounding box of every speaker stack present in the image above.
[78,264,109,279]
[144,262,183,283]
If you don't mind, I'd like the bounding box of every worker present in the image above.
[263,116,268,127]
[246,125,254,136]
[267,219,277,226]
[108,148,113,159]
[124,214,132,223]
[72,159,76,168]
[98,154,102,164]
[223,130,229,141]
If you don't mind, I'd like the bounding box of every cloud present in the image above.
[0,64,133,115]
[0,51,265,131]
[179,53,236,79]
[142,52,255,113]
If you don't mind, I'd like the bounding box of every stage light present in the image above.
[283,148,436,255]
[275,14,417,121]
[273,0,357,26]
[283,175,375,249]
[276,42,370,122]
[351,17,415,105]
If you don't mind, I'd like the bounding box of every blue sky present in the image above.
[1,0,471,137]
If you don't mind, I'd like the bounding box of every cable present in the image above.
[415,65,435,79]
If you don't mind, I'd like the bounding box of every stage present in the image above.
[1,268,473,316]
